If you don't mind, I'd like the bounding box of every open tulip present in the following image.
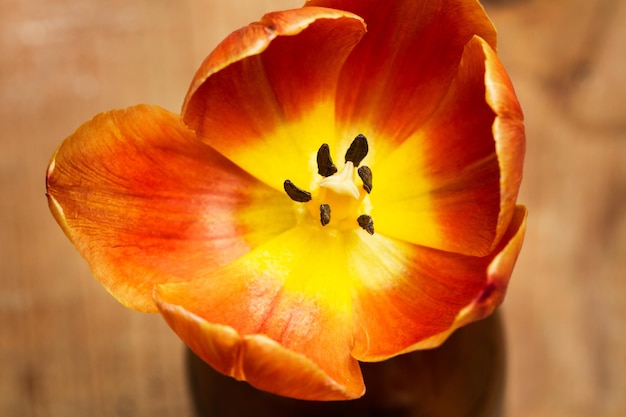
[46,0,526,401]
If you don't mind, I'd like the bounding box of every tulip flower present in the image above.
[46,0,527,401]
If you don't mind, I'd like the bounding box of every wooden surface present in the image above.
[1,0,624,416]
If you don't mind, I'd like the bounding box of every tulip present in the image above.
[47,0,526,401]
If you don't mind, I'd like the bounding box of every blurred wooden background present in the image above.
[1,0,624,416]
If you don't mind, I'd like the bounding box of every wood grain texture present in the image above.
[1,0,624,416]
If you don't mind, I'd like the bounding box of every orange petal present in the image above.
[371,36,524,256]
[154,225,364,400]
[351,205,527,361]
[182,7,366,190]
[306,0,497,161]
[46,105,294,312]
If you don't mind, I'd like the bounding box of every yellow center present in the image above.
[284,136,374,234]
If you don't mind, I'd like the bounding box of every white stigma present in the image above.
[318,161,360,200]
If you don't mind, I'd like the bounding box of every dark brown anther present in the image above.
[320,204,331,226]
[357,166,372,193]
[283,180,312,203]
[357,214,374,235]
[344,134,369,166]
[317,144,338,177]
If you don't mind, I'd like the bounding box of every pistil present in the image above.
[319,161,361,201]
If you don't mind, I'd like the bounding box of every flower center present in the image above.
[283,134,374,235]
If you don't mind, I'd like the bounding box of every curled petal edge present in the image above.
[156,301,365,401]
[182,6,365,115]
[481,36,526,252]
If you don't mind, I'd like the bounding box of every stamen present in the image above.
[320,204,331,226]
[344,134,369,167]
[357,166,372,193]
[357,214,374,235]
[283,180,312,203]
[317,144,338,177]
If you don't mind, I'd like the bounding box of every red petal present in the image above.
[351,205,527,361]
[182,7,366,190]
[371,36,524,256]
[46,105,294,312]
[307,0,497,159]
